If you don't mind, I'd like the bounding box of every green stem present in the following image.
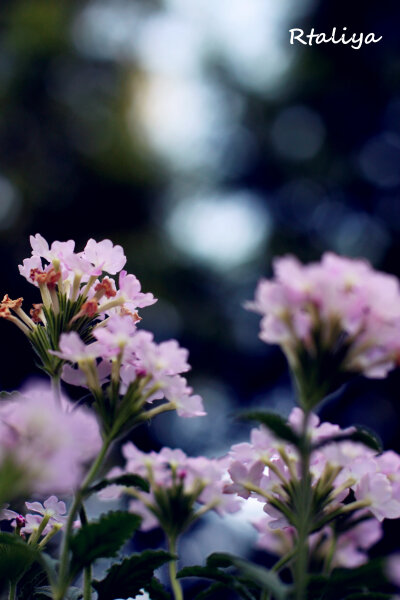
[51,375,62,407]
[294,409,312,600]
[78,504,92,600]
[8,581,16,600]
[323,530,337,574]
[55,437,112,600]
[167,537,183,600]
[83,566,92,600]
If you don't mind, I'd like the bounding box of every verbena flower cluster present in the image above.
[0,381,101,494]
[100,445,240,537]
[247,253,400,406]
[224,407,397,567]
[1,238,400,600]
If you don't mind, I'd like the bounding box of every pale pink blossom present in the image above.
[224,461,265,499]
[30,234,75,265]
[0,381,101,494]
[51,332,102,363]
[23,496,67,534]
[100,444,240,531]
[117,270,157,310]
[247,252,400,380]
[82,238,126,276]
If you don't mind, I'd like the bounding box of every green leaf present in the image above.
[144,577,171,600]
[177,565,257,600]
[16,560,51,600]
[0,533,39,588]
[87,473,150,494]
[307,560,389,600]
[70,511,141,573]
[313,426,382,453]
[205,554,289,600]
[194,582,232,600]
[92,550,173,600]
[206,553,238,568]
[239,412,300,446]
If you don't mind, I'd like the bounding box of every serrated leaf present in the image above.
[205,554,289,600]
[0,533,39,588]
[239,412,300,446]
[70,511,141,573]
[307,560,388,600]
[177,566,233,580]
[313,426,382,453]
[177,565,256,600]
[194,582,231,600]
[88,473,150,494]
[92,550,173,600]
[16,560,53,600]
[206,553,237,568]
[144,577,171,600]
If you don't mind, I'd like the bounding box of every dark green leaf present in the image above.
[177,566,233,580]
[313,426,382,453]
[144,577,171,600]
[0,533,39,588]
[206,553,238,568]
[177,565,257,600]
[239,412,300,446]
[194,582,232,600]
[87,473,150,494]
[227,557,288,600]
[92,550,173,600]
[16,559,52,600]
[204,554,289,600]
[307,560,389,600]
[70,511,141,573]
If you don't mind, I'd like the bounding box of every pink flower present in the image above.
[23,496,67,534]
[51,332,102,363]
[100,444,241,531]
[0,380,102,494]
[117,271,157,310]
[82,239,126,276]
[247,252,400,382]
[30,234,75,265]
[128,331,191,379]
[18,256,45,286]
[163,375,206,418]
[93,315,138,358]
[355,472,400,521]
[224,461,265,499]
[62,359,111,388]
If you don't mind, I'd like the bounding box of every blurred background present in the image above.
[1,0,400,586]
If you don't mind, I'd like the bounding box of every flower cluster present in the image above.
[1,235,204,440]
[1,496,67,543]
[50,315,205,438]
[1,234,156,377]
[224,407,400,569]
[0,381,101,495]
[247,254,400,405]
[100,444,240,538]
